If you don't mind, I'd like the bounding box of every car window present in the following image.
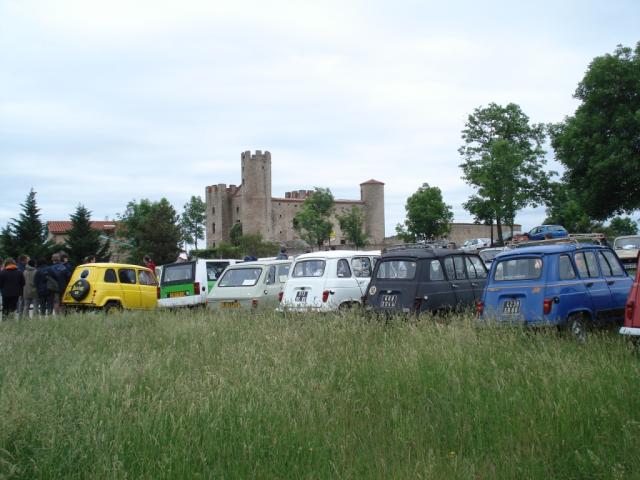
[443,257,456,280]
[584,251,600,278]
[219,268,262,287]
[277,264,290,278]
[292,260,325,278]
[138,270,156,286]
[574,252,589,278]
[600,251,625,277]
[351,257,372,278]
[104,269,117,283]
[264,265,276,285]
[468,256,487,279]
[429,260,445,281]
[453,256,466,279]
[207,261,230,281]
[337,259,352,278]
[559,255,576,280]
[163,263,194,283]
[376,260,417,280]
[119,269,137,284]
[494,257,543,281]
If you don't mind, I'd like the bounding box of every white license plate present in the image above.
[380,294,398,308]
[503,299,520,315]
[295,291,308,302]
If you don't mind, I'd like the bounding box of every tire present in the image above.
[566,314,588,343]
[103,301,122,315]
[69,279,91,301]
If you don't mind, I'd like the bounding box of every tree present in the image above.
[65,204,111,265]
[395,183,453,242]
[0,189,56,260]
[229,223,243,246]
[118,198,182,265]
[550,43,640,220]
[336,206,367,249]
[543,182,601,233]
[604,217,638,237]
[459,103,552,244]
[293,188,335,250]
[180,196,206,252]
[463,195,496,244]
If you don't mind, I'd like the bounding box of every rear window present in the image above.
[376,260,417,280]
[218,268,262,287]
[352,257,373,277]
[494,257,543,281]
[207,261,230,281]
[163,263,195,283]
[292,260,326,278]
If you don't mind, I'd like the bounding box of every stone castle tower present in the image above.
[205,150,385,248]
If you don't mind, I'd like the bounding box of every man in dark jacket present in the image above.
[50,253,71,315]
[0,258,26,318]
[34,260,53,315]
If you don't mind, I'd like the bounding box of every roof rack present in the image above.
[383,243,443,253]
[512,233,606,249]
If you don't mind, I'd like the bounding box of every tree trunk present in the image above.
[496,216,504,245]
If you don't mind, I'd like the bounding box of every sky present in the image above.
[1,0,639,238]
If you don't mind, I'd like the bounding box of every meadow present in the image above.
[1,309,639,479]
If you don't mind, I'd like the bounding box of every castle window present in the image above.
[236,206,239,214]
[212,222,216,234]
[212,242,216,248]
[212,207,215,214]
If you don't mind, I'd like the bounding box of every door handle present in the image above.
[585,282,594,287]
[451,284,459,288]
[607,280,615,285]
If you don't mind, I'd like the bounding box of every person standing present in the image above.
[50,253,71,315]
[0,258,25,319]
[20,259,39,318]
[276,246,288,260]
[16,254,29,313]
[34,259,53,316]
[143,255,156,271]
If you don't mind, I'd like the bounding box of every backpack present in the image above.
[46,270,60,293]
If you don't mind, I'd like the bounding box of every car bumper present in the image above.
[619,326,640,336]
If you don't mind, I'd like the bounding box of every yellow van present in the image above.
[62,263,157,313]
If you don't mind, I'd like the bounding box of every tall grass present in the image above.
[1,310,639,479]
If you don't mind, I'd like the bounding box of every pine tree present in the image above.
[65,204,111,265]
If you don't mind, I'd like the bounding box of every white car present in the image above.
[478,246,510,269]
[279,250,380,312]
[462,238,491,253]
[207,259,292,311]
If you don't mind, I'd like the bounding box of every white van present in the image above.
[158,258,241,308]
[207,259,292,311]
[279,250,380,312]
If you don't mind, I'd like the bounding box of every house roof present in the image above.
[47,221,119,235]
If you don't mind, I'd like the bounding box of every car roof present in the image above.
[294,250,380,261]
[497,243,608,257]
[223,259,291,268]
[381,247,471,259]
[79,262,152,271]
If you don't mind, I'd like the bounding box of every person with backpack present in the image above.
[34,259,53,315]
[50,253,71,315]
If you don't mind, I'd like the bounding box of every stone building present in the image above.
[205,150,385,248]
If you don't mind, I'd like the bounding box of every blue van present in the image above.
[478,244,632,340]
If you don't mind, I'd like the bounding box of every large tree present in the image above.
[180,195,206,252]
[459,102,552,244]
[0,189,56,260]
[65,204,111,265]
[337,206,367,249]
[395,183,453,242]
[118,198,182,265]
[293,188,335,250]
[550,43,640,220]
[543,182,600,233]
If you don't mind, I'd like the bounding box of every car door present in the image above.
[351,256,374,299]
[574,250,612,323]
[260,265,281,309]
[444,256,474,307]
[465,255,488,300]
[597,250,633,321]
[416,258,456,312]
[137,269,157,309]
[333,258,360,307]
[118,267,140,308]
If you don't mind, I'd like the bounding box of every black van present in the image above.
[364,245,488,315]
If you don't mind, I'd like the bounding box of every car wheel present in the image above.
[567,314,588,343]
[103,301,122,315]
[69,278,91,301]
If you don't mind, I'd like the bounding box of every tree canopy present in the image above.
[550,43,640,220]
[180,195,206,252]
[337,206,367,249]
[395,183,453,242]
[65,205,111,265]
[459,102,552,244]
[293,188,335,250]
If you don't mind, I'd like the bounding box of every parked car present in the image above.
[461,238,491,252]
[524,225,568,241]
[62,263,157,313]
[620,252,640,341]
[207,259,292,311]
[478,246,510,269]
[158,258,241,308]
[613,235,640,275]
[478,244,632,340]
[279,250,380,312]
[364,245,488,315]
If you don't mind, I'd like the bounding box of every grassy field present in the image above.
[1,309,639,479]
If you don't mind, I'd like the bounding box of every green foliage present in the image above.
[336,206,367,249]
[180,196,206,251]
[293,188,335,250]
[64,204,111,265]
[551,43,640,220]
[190,233,278,260]
[396,183,453,242]
[604,216,638,237]
[229,223,243,246]
[543,182,601,233]
[0,189,56,260]
[118,198,182,265]
[215,241,241,259]
[459,103,553,243]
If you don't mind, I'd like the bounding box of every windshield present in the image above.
[218,268,262,287]
[614,237,640,249]
[376,260,417,280]
[494,257,543,281]
[292,260,326,278]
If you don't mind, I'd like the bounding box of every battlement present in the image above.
[284,190,314,199]
[241,150,271,162]
[207,184,241,195]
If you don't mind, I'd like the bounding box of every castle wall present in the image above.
[360,181,385,244]
[240,150,272,237]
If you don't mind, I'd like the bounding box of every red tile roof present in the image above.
[47,221,119,234]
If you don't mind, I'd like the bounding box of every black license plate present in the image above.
[503,299,520,315]
[380,294,398,308]
[295,290,308,302]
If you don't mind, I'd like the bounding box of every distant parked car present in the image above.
[478,247,510,269]
[524,225,568,241]
[613,235,640,275]
[620,252,640,342]
[461,238,491,252]
[478,244,632,341]
[364,245,487,316]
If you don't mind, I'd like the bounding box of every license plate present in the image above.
[169,291,186,298]
[220,301,240,309]
[295,291,308,302]
[503,299,520,315]
[380,294,398,308]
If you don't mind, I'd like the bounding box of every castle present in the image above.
[205,150,385,248]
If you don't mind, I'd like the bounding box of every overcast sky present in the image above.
[1,0,638,237]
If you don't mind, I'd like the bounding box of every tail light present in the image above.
[194,282,200,295]
[543,298,553,315]
[626,300,635,323]
[251,299,259,309]
[278,292,284,303]
[476,300,484,316]
[322,290,330,303]
[157,287,160,299]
